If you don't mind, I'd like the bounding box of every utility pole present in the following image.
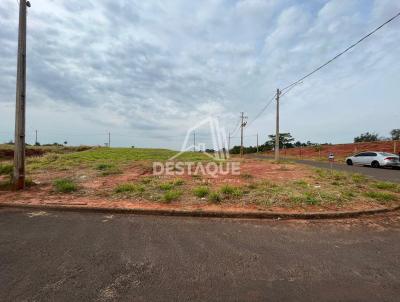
[13,0,30,190]
[193,131,196,152]
[35,130,38,145]
[256,133,259,153]
[108,132,111,147]
[274,88,280,162]
[228,132,230,155]
[240,112,247,157]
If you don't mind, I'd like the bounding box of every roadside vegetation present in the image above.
[0,147,399,211]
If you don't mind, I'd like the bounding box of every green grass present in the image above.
[219,185,242,197]
[0,163,13,175]
[364,191,397,202]
[193,186,210,198]
[209,191,222,203]
[163,190,182,202]
[53,179,78,193]
[28,147,209,171]
[372,182,398,191]
[159,182,174,191]
[114,183,145,194]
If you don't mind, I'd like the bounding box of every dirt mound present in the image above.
[266,140,399,160]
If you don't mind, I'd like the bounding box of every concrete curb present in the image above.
[0,203,399,220]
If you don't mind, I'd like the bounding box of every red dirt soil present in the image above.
[266,140,400,160]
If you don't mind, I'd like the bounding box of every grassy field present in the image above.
[1,147,399,211]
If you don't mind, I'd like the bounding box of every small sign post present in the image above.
[328,153,335,171]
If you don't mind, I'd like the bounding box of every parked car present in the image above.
[346,151,400,168]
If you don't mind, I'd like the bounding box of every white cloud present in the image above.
[0,0,399,148]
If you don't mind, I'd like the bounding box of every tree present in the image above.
[390,129,400,141]
[267,133,295,148]
[354,132,379,143]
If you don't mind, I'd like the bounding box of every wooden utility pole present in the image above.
[240,112,247,157]
[35,130,38,145]
[274,88,280,162]
[108,132,111,147]
[256,133,259,153]
[193,131,196,152]
[13,0,30,190]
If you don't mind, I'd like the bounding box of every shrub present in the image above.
[114,183,145,193]
[193,186,210,198]
[0,164,13,176]
[53,179,78,193]
[163,190,182,202]
[209,192,222,203]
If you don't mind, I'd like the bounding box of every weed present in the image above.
[172,179,185,186]
[96,163,113,171]
[53,179,78,193]
[220,185,235,195]
[163,190,182,202]
[293,180,308,188]
[373,182,398,191]
[209,191,222,203]
[352,173,367,183]
[364,191,397,202]
[159,182,174,191]
[114,183,145,194]
[193,186,210,198]
[0,163,13,176]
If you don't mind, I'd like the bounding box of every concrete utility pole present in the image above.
[108,132,111,147]
[228,132,230,155]
[256,133,259,153]
[274,88,281,162]
[240,112,247,157]
[35,130,37,145]
[13,0,31,190]
[193,131,196,152]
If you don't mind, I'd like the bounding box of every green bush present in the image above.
[193,186,210,198]
[163,190,182,202]
[114,183,145,193]
[53,179,78,193]
[0,164,13,176]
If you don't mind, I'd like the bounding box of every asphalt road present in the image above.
[1,208,399,301]
[249,154,400,183]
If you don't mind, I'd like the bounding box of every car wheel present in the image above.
[346,159,353,166]
[371,161,380,168]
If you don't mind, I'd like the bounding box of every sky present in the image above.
[0,0,399,150]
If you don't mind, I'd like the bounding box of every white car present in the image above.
[346,151,400,168]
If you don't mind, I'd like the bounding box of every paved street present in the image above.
[249,154,400,183]
[0,208,399,301]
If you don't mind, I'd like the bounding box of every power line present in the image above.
[246,92,276,128]
[281,11,400,92]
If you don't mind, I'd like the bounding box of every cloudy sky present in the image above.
[0,0,399,149]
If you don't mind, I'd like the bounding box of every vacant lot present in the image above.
[0,147,399,213]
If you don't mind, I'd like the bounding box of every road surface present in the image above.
[0,208,399,301]
[249,154,400,183]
